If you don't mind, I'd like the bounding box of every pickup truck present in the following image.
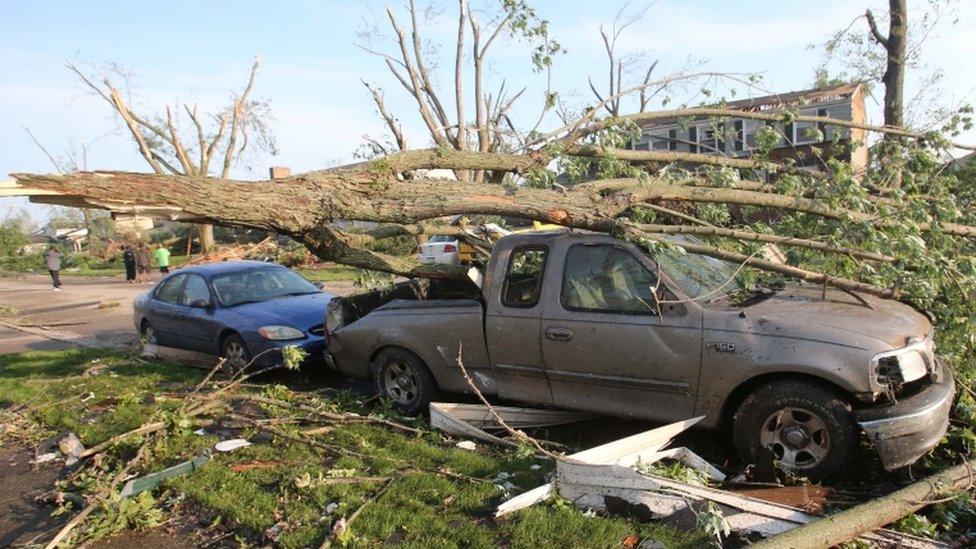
[324,231,953,478]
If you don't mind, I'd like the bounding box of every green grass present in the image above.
[298,264,360,283]
[0,349,706,547]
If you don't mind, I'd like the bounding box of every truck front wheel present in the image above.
[373,347,437,416]
[732,379,858,480]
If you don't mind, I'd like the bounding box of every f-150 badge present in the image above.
[707,342,736,353]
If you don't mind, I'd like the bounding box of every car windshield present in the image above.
[651,237,743,299]
[211,267,320,307]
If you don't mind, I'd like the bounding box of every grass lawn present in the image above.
[0,349,705,548]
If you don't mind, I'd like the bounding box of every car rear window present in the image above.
[501,246,547,307]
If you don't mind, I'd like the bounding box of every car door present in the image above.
[484,241,554,405]
[540,238,703,422]
[149,273,187,346]
[177,273,221,353]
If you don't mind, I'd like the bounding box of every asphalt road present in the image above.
[0,273,357,355]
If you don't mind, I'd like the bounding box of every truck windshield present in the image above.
[656,247,743,299]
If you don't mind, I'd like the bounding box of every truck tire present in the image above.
[732,379,858,480]
[373,347,437,416]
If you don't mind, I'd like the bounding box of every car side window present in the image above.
[561,244,659,315]
[155,274,187,304]
[501,246,548,307]
[180,274,212,307]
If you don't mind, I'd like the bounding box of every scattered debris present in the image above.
[495,416,941,548]
[58,432,84,466]
[455,440,477,451]
[183,237,278,266]
[429,401,590,448]
[214,439,251,453]
[118,454,210,498]
[96,301,120,310]
[32,452,58,465]
[734,484,833,515]
[230,461,282,473]
[264,522,285,543]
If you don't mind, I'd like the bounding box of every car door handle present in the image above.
[545,326,574,342]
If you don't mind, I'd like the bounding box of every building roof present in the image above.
[709,82,863,112]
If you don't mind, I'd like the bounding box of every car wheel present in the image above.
[140,321,157,346]
[373,347,437,416]
[732,379,858,480]
[221,334,250,374]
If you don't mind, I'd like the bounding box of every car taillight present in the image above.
[324,299,344,338]
[443,244,457,252]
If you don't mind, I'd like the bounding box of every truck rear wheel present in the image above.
[373,347,437,416]
[732,379,858,480]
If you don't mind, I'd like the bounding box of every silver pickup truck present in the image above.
[324,231,953,478]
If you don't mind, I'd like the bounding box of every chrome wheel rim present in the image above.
[383,361,418,405]
[760,407,831,470]
[141,325,157,345]
[224,341,247,370]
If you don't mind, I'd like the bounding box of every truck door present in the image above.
[540,239,702,421]
[484,243,554,406]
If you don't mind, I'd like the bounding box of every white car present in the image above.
[418,235,460,264]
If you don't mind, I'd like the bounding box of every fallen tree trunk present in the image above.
[752,461,976,549]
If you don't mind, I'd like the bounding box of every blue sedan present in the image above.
[133,260,333,371]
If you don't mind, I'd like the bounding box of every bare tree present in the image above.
[587,1,661,116]
[819,0,958,131]
[357,0,559,182]
[65,58,275,251]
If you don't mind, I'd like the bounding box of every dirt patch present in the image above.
[0,445,68,546]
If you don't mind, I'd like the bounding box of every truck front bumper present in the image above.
[856,362,955,470]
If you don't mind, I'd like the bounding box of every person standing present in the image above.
[122,244,137,283]
[154,244,171,274]
[43,246,63,290]
[135,244,152,284]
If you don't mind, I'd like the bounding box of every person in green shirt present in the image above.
[154,245,171,274]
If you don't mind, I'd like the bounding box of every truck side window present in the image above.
[561,244,659,314]
[502,246,547,307]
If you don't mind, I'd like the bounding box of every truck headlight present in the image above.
[873,336,933,385]
[257,325,305,340]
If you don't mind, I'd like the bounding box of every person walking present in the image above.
[122,244,137,283]
[43,246,63,290]
[154,244,171,274]
[135,244,152,284]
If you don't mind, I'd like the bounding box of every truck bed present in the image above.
[328,278,491,394]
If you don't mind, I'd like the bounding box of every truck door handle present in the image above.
[545,326,574,342]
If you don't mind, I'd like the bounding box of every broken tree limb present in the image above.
[629,223,896,263]
[626,227,900,298]
[751,460,976,549]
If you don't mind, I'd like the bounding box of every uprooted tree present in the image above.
[7,0,976,428]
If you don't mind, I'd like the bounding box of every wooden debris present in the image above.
[751,461,976,548]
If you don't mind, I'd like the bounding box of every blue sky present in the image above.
[2,0,974,224]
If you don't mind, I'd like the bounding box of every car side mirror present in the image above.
[313,282,324,290]
[189,298,211,309]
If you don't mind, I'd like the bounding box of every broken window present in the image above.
[501,246,548,307]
